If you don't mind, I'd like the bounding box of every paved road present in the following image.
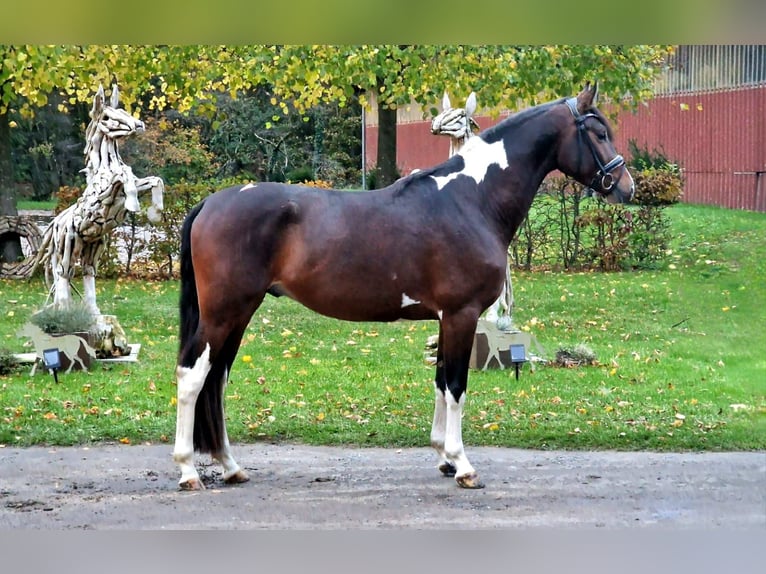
[0,443,763,529]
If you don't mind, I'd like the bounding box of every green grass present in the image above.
[1,203,764,452]
[17,199,56,211]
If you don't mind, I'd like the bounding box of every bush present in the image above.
[0,348,22,375]
[632,167,684,206]
[29,303,97,335]
[510,176,671,272]
[628,140,684,206]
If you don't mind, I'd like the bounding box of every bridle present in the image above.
[565,97,626,195]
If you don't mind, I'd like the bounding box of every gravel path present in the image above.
[1,443,763,529]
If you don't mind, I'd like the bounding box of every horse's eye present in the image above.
[596,131,607,142]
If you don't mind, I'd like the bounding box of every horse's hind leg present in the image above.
[213,383,249,485]
[211,335,251,485]
[174,344,213,490]
[174,298,262,490]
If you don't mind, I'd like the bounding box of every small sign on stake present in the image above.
[510,343,527,380]
[42,347,62,383]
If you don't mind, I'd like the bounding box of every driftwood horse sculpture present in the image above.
[173,83,633,490]
[430,91,514,329]
[33,84,164,315]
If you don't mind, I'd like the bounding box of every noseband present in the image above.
[565,97,625,194]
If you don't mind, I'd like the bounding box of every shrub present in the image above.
[510,175,671,272]
[0,348,22,375]
[29,303,97,335]
[632,167,684,206]
[628,140,684,206]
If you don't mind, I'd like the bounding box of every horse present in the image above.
[430,91,514,330]
[172,83,633,490]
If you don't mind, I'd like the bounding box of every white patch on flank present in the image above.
[401,293,420,308]
[240,182,257,191]
[431,137,509,190]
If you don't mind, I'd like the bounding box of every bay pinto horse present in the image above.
[173,83,633,490]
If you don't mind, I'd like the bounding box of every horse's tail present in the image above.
[178,199,205,361]
[177,198,229,455]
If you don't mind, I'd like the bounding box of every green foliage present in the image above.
[28,302,97,334]
[512,177,671,272]
[204,89,362,186]
[121,117,218,185]
[0,348,21,375]
[9,94,88,200]
[632,167,684,206]
[285,166,315,183]
[628,139,684,206]
[260,45,673,116]
[364,165,401,190]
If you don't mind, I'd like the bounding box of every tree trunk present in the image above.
[376,100,398,188]
[0,110,23,264]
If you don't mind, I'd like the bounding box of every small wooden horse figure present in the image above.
[32,84,164,316]
[173,83,633,490]
[431,91,514,329]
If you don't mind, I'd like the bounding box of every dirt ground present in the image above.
[0,443,763,529]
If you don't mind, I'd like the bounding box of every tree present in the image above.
[0,45,238,263]
[1,44,673,263]
[223,45,673,188]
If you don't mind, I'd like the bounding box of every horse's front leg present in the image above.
[440,308,485,489]
[430,328,457,477]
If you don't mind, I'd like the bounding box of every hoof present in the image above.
[438,461,457,477]
[223,469,250,485]
[456,472,485,489]
[179,477,205,491]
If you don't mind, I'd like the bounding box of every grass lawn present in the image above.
[1,203,764,451]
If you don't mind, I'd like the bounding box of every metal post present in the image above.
[361,107,367,190]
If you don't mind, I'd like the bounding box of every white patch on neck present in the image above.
[401,293,420,308]
[431,137,508,190]
[240,182,257,191]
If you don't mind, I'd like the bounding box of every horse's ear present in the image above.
[442,92,451,111]
[465,92,477,118]
[91,84,105,119]
[110,84,120,108]
[576,81,599,113]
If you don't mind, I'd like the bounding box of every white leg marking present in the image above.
[437,310,443,320]
[213,368,248,483]
[401,293,421,307]
[443,390,476,478]
[173,344,212,488]
[431,137,509,190]
[430,383,449,468]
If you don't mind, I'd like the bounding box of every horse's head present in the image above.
[556,83,634,204]
[91,84,146,142]
[431,92,479,140]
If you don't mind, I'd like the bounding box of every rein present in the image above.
[565,97,625,194]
